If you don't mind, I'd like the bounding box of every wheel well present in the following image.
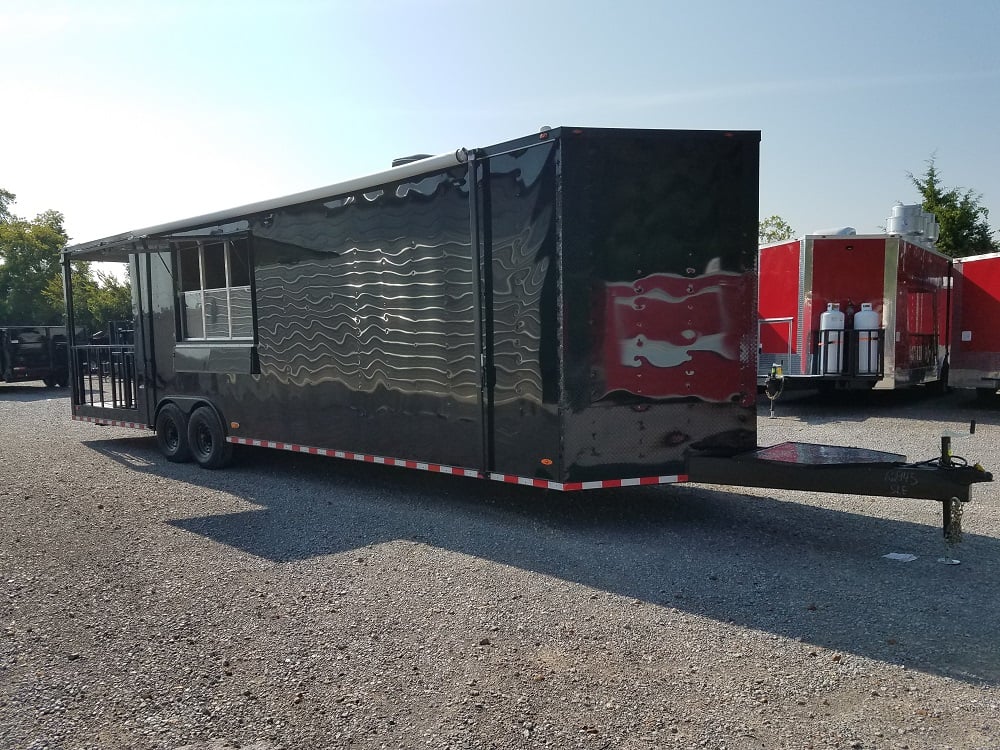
[155,398,227,432]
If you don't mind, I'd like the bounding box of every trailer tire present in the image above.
[187,406,233,469]
[155,403,192,463]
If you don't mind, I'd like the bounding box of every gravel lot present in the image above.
[2,384,999,750]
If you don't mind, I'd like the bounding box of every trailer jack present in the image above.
[764,366,784,418]
[939,497,964,564]
[936,427,983,563]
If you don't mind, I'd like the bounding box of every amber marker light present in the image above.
[540,458,553,466]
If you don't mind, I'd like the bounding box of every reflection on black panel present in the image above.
[488,141,561,478]
[246,166,482,468]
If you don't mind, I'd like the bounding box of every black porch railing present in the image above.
[906,333,938,369]
[73,345,138,410]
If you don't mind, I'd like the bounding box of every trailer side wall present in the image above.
[950,252,1000,391]
[757,240,802,375]
[140,163,485,469]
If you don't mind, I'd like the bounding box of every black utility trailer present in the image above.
[0,326,69,387]
[62,127,989,539]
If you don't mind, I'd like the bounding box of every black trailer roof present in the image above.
[63,127,759,261]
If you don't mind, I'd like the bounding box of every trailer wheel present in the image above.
[187,406,233,469]
[155,403,192,463]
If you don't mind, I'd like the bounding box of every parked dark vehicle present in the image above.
[62,127,990,542]
[0,326,69,387]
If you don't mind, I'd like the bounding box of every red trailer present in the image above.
[758,231,950,391]
[949,251,1000,399]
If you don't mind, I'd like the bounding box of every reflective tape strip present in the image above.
[224,436,687,491]
[226,436,482,480]
[72,415,151,431]
[488,473,687,491]
[73,418,689,490]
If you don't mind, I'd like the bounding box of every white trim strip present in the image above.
[73,421,690,490]
[223,437,689,490]
[72,415,151,431]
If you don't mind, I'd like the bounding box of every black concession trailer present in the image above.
[0,325,69,387]
[62,127,990,540]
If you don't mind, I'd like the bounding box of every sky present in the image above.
[2,0,999,249]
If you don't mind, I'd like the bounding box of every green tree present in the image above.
[0,189,16,223]
[86,268,133,331]
[2,188,132,332]
[43,264,133,333]
[909,157,998,257]
[759,215,795,245]
[0,192,68,325]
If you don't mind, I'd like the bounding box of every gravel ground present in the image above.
[1,384,999,750]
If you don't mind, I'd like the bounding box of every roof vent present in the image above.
[812,226,857,236]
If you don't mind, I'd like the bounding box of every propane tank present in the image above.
[819,303,845,374]
[854,302,880,375]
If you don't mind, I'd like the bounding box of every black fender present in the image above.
[154,397,228,434]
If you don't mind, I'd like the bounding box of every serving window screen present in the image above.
[176,238,254,340]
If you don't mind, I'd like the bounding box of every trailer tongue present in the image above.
[688,439,992,544]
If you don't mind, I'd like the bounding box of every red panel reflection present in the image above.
[599,270,753,402]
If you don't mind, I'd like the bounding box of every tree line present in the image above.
[0,189,131,333]
[760,158,998,255]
